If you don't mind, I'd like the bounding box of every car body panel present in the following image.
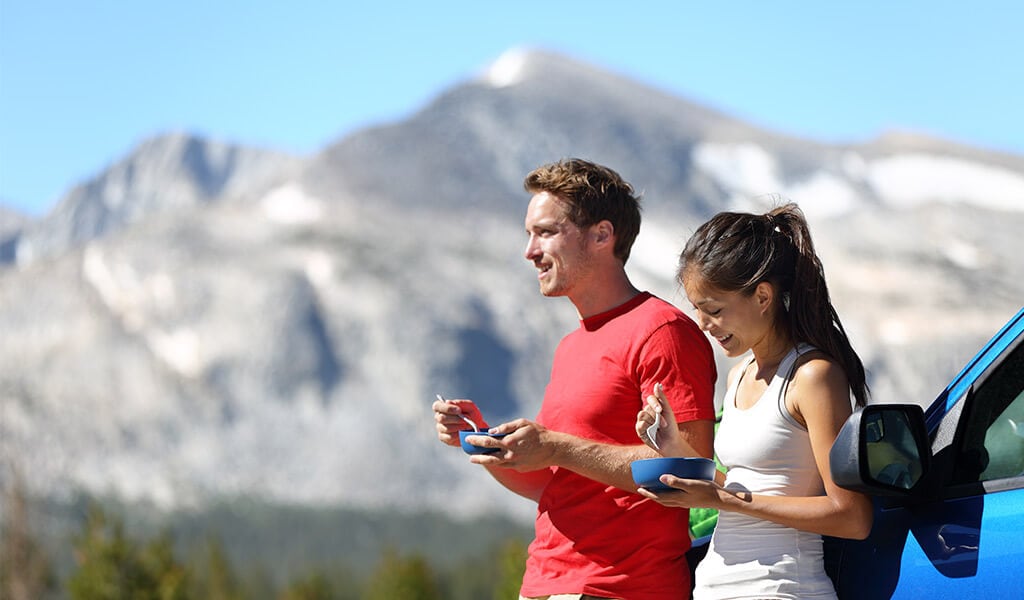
[889,486,1023,596]
[828,306,1024,598]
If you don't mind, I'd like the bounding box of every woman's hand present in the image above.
[635,382,690,456]
[636,475,731,510]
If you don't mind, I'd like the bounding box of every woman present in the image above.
[636,203,873,599]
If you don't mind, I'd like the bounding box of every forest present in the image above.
[1,484,534,600]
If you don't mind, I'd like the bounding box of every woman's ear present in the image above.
[754,281,775,315]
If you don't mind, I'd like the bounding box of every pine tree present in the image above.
[364,549,440,600]
[493,539,527,600]
[0,469,56,600]
[279,571,334,600]
[189,536,244,600]
[65,503,188,600]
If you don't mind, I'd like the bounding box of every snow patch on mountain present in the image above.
[303,250,335,287]
[784,173,860,220]
[146,328,203,378]
[865,154,1024,211]
[693,142,781,196]
[482,48,531,88]
[943,238,983,270]
[694,142,1024,217]
[693,142,858,219]
[83,245,144,329]
[261,183,324,225]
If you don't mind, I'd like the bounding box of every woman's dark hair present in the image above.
[679,202,869,406]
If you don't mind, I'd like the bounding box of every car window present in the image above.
[950,341,1024,484]
[979,389,1024,480]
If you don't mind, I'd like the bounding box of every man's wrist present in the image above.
[540,429,571,468]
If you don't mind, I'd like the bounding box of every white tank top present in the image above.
[694,344,837,600]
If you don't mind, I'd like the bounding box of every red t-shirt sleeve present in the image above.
[636,318,717,423]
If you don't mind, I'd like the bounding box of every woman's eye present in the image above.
[707,309,721,317]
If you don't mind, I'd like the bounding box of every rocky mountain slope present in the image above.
[1,49,1022,521]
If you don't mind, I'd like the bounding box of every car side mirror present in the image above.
[830,404,932,496]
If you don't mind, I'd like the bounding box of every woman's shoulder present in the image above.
[788,350,854,415]
[791,349,846,384]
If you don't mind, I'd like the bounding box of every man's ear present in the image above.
[592,220,614,248]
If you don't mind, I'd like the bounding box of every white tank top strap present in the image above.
[722,354,756,410]
[775,343,817,430]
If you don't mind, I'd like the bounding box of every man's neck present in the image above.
[570,274,641,320]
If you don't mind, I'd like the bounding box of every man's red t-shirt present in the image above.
[519,292,717,600]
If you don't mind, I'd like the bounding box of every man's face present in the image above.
[523,191,594,298]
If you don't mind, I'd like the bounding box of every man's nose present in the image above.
[524,236,540,261]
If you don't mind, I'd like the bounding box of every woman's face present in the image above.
[683,272,775,358]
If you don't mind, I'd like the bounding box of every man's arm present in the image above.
[472,417,715,493]
[549,419,714,491]
[434,398,554,502]
[481,464,554,503]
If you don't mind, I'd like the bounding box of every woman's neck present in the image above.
[750,332,795,382]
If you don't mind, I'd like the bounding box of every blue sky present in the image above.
[1,1,1021,215]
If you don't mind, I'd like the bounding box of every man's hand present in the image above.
[433,397,488,447]
[470,418,559,471]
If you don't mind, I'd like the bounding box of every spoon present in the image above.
[436,394,480,432]
[646,410,661,450]
[646,383,663,450]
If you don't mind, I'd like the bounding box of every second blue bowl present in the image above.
[630,457,715,491]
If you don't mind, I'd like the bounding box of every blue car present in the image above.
[827,306,1024,597]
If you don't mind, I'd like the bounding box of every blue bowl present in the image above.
[630,457,716,491]
[459,430,507,455]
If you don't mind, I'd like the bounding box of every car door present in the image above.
[886,317,1024,597]
[827,308,1024,598]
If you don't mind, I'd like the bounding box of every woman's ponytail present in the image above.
[769,205,868,407]
[680,202,869,406]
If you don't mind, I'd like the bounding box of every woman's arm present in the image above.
[640,356,873,540]
[636,383,714,457]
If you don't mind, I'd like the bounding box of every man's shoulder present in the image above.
[618,295,704,348]
[636,293,696,326]
[641,293,683,312]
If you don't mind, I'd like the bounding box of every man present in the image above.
[433,158,716,599]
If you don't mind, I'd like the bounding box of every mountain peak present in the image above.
[476,47,635,92]
[480,47,534,88]
[7,132,301,265]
